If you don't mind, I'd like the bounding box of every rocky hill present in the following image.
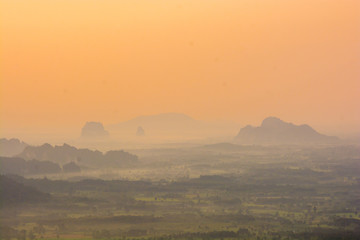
[81,122,109,138]
[234,117,339,145]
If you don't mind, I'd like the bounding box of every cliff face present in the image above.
[234,117,339,145]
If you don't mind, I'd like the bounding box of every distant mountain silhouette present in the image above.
[16,143,138,168]
[0,138,28,157]
[234,117,339,145]
[81,122,109,138]
[108,113,239,138]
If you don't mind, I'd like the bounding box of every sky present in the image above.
[1,0,360,138]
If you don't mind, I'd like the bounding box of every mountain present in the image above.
[16,143,138,168]
[0,138,28,157]
[108,112,239,139]
[81,122,109,138]
[234,117,339,145]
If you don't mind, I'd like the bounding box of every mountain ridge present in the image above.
[107,112,239,138]
[234,117,339,145]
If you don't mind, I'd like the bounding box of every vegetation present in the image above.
[1,144,359,239]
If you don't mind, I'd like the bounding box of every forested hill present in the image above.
[16,143,138,167]
[0,175,50,207]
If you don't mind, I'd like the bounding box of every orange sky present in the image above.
[1,0,360,138]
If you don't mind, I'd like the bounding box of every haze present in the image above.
[1,0,360,140]
[2,1,360,239]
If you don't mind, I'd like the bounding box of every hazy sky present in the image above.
[1,0,359,137]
